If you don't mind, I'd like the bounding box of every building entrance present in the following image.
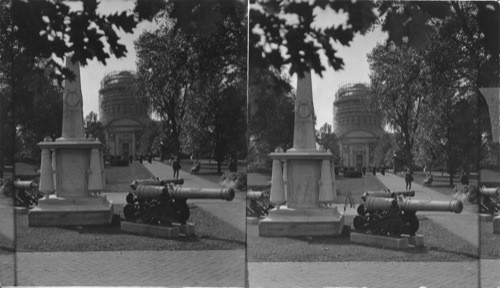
[355,154,363,170]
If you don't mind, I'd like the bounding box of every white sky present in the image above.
[77,0,156,119]
[78,2,387,128]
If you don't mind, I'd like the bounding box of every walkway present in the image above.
[12,161,246,287]
[0,197,15,287]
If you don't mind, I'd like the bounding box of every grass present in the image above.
[161,158,247,185]
[15,205,245,252]
[335,174,387,203]
[397,171,478,198]
[480,220,500,259]
[0,234,14,254]
[103,162,155,192]
[247,218,478,262]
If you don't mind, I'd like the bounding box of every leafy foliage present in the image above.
[11,0,137,82]
[135,0,246,173]
[317,123,341,167]
[248,67,294,169]
[249,0,377,77]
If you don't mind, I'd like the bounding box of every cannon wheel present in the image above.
[387,218,403,236]
[402,213,419,236]
[353,215,365,231]
[357,204,366,216]
[367,214,382,234]
[173,201,190,224]
[123,204,137,221]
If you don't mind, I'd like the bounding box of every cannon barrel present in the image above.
[480,187,499,198]
[247,191,264,201]
[14,180,37,190]
[170,187,234,201]
[361,190,415,201]
[365,197,463,213]
[130,178,184,189]
[133,185,234,201]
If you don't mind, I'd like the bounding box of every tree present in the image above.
[248,67,295,170]
[135,1,246,174]
[372,133,394,168]
[249,0,377,77]
[316,123,342,167]
[367,43,426,168]
[84,111,106,151]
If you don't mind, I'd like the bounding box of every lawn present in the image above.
[103,162,155,192]
[0,234,14,254]
[161,158,247,186]
[335,174,387,203]
[247,218,478,262]
[480,220,500,259]
[397,171,478,198]
[15,205,245,252]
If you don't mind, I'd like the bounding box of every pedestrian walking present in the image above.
[173,156,181,179]
[372,167,376,176]
[362,166,366,175]
[405,169,414,191]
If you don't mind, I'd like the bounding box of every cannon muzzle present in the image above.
[480,187,499,198]
[130,178,184,189]
[361,190,415,201]
[132,185,234,201]
[14,180,38,190]
[247,191,264,201]
[365,197,463,214]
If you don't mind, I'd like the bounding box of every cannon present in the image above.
[354,197,463,236]
[479,187,499,215]
[129,178,184,190]
[13,179,42,207]
[246,190,273,217]
[124,184,234,225]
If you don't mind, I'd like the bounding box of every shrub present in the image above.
[220,171,247,192]
[452,183,479,204]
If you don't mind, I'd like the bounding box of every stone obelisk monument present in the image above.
[259,71,344,236]
[28,55,113,226]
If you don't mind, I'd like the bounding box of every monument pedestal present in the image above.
[28,196,113,226]
[259,206,344,236]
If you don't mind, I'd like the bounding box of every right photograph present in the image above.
[247,1,499,287]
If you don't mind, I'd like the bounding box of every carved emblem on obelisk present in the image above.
[65,89,80,107]
[296,100,312,119]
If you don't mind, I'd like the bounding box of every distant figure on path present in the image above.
[139,155,143,164]
[405,170,414,190]
[381,166,385,175]
[173,156,181,179]
[147,153,152,164]
[460,172,469,185]
[362,166,366,175]
[372,167,376,176]
[228,158,237,173]
[129,155,133,164]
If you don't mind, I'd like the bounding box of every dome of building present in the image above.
[99,71,149,126]
[333,83,384,169]
[98,71,150,156]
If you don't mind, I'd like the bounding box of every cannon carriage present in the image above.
[124,184,234,226]
[353,191,463,237]
[479,187,499,215]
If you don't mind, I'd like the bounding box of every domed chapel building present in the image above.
[99,71,150,157]
[333,83,384,169]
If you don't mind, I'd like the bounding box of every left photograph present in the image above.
[0,0,247,286]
